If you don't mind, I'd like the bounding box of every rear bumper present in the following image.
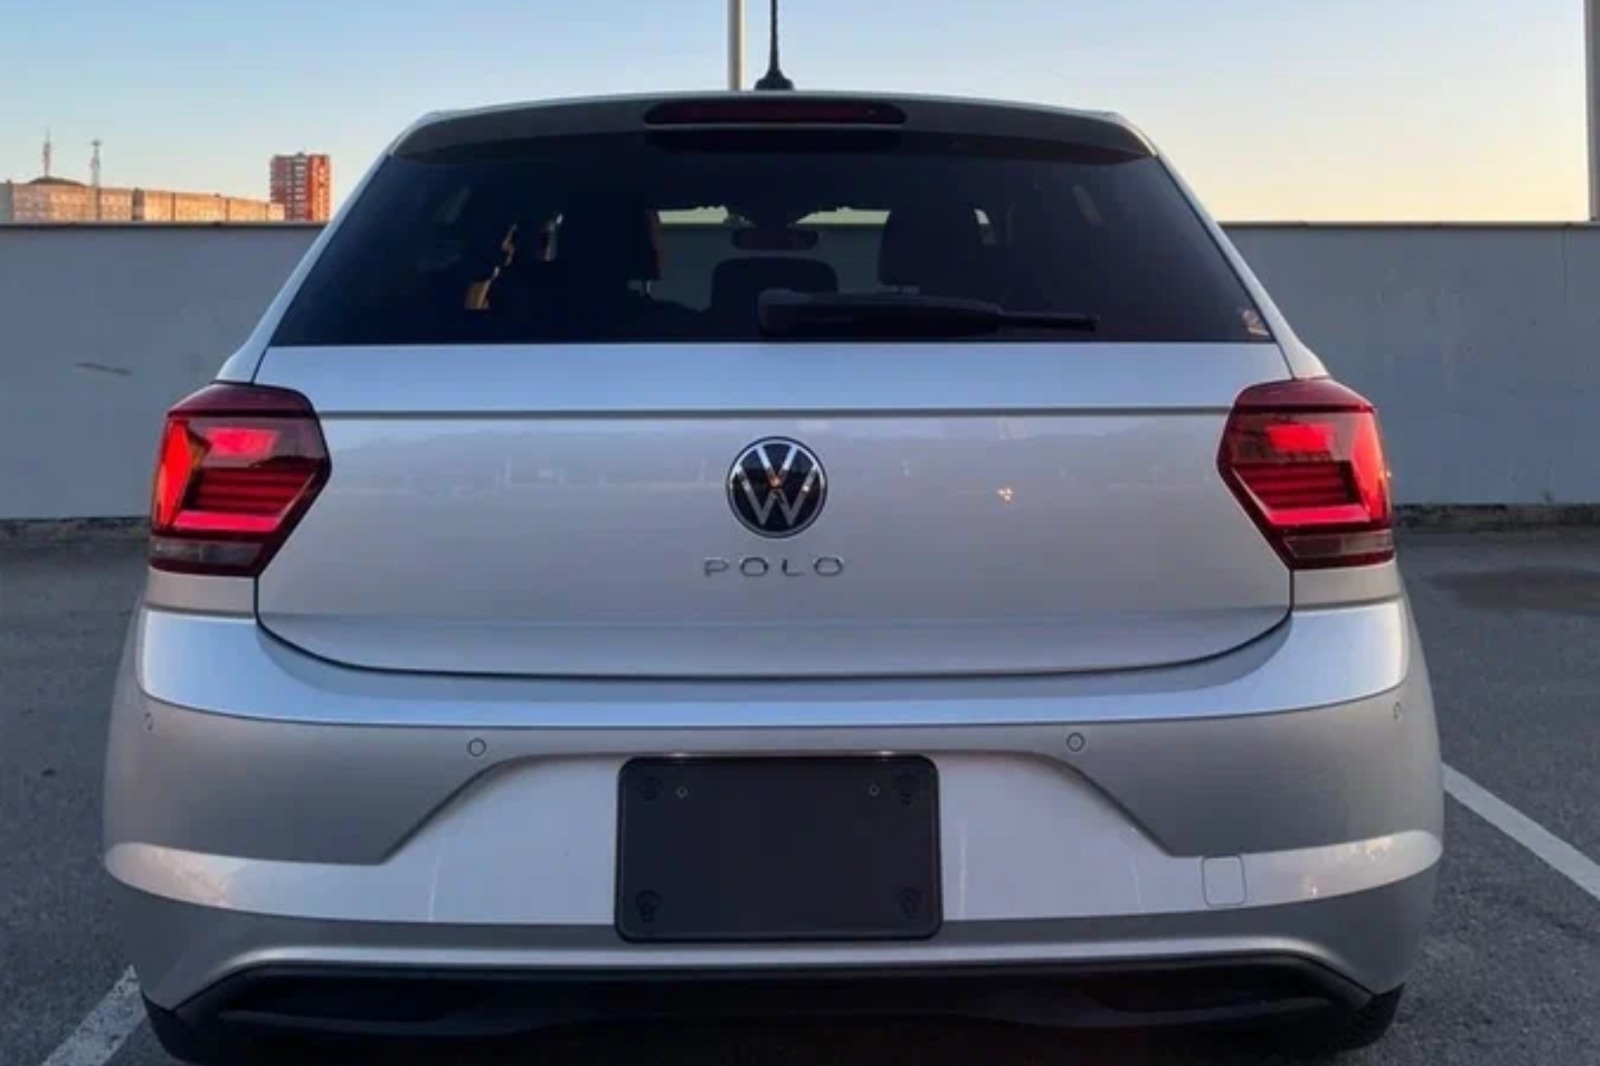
[125,870,1434,1041]
[105,592,1443,1017]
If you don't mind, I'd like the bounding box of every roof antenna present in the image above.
[753,0,794,91]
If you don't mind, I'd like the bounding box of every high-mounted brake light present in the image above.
[148,383,330,576]
[644,99,906,126]
[1219,378,1394,570]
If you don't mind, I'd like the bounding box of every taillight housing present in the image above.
[1219,378,1394,570]
[149,383,330,576]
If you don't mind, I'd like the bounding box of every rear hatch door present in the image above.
[252,101,1293,678]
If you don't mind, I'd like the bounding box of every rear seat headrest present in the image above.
[878,203,986,290]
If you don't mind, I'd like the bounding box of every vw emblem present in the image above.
[727,438,827,538]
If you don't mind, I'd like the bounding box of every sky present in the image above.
[0,0,1587,221]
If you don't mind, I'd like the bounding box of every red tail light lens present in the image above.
[149,383,329,576]
[1219,378,1394,569]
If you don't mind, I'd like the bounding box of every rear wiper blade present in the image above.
[757,291,1099,338]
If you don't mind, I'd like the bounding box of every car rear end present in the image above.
[104,92,1441,1062]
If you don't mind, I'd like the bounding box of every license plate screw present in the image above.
[635,890,662,923]
[868,783,881,798]
[675,785,690,800]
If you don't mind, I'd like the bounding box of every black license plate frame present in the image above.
[615,756,941,943]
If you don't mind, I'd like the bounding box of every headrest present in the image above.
[554,207,662,284]
[710,256,839,314]
[877,202,986,290]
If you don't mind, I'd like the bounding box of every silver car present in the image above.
[104,91,1442,1063]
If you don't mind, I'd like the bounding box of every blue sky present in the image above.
[0,0,1585,220]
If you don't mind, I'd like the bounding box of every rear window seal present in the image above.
[401,131,1147,169]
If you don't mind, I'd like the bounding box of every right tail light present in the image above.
[1219,378,1394,569]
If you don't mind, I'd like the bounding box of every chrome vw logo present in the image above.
[727,438,827,538]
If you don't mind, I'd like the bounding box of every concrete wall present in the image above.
[2,222,1598,518]
[0,226,317,520]
[1229,225,1600,508]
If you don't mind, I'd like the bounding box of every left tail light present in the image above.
[149,383,330,576]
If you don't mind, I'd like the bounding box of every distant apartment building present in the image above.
[1,177,99,222]
[96,186,136,220]
[269,153,332,222]
[0,176,284,224]
[132,189,286,223]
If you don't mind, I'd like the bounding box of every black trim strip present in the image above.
[168,953,1373,1040]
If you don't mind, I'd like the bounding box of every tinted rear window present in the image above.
[272,130,1270,346]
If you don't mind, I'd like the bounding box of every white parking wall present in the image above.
[1229,225,1600,509]
[1,223,1597,518]
[0,226,318,520]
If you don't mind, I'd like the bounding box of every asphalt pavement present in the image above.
[3,528,1598,1066]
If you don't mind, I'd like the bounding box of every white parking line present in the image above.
[37,967,142,1066]
[1444,764,1600,902]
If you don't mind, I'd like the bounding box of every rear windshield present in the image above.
[272,129,1270,346]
